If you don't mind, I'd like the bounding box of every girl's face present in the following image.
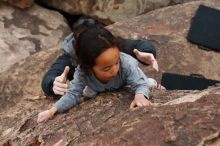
[92,47,120,83]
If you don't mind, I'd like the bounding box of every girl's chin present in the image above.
[107,76,116,81]
[101,76,115,83]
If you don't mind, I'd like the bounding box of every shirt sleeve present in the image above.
[54,66,86,112]
[61,32,78,66]
[122,55,150,98]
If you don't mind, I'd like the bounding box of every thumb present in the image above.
[152,60,159,72]
[133,49,140,56]
[130,100,136,109]
[60,66,70,82]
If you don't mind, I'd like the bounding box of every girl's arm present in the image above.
[41,33,76,97]
[38,67,86,123]
[126,67,152,109]
[53,67,86,113]
[121,54,152,108]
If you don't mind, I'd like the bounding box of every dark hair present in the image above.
[72,16,105,39]
[74,26,122,74]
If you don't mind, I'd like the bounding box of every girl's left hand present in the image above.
[130,94,152,109]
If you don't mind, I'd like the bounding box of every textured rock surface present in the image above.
[0,85,220,145]
[35,0,199,24]
[0,2,70,73]
[0,0,220,146]
[108,0,220,81]
[0,47,60,130]
[1,0,34,9]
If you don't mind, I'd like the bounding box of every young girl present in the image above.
[37,27,154,123]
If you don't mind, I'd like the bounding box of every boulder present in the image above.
[1,83,220,145]
[108,0,220,81]
[35,0,200,24]
[0,47,60,137]
[0,2,71,73]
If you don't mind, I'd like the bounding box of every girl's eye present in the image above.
[103,61,119,72]
[103,67,111,72]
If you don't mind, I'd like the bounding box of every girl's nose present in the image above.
[111,65,118,76]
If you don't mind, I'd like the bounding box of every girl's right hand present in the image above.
[130,94,152,109]
[37,107,57,123]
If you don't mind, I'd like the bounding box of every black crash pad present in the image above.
[187,5,220,52]
[161,73,220,90]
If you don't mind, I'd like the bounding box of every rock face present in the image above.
[1,86,220,146]
[0,2,71,73]
[0,47,60,134]
[108,0,220,81]
[0,0,220,146]
[35,0,199,24]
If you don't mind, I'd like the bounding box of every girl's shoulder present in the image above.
[74,65,86,77]
[120,52,138,70]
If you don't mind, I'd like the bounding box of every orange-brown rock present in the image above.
[1,85,220,145]
[108,0,220,81]
[2,0,34,9]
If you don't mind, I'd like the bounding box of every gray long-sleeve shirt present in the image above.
[54,52,150,113]
[42,32,156,97]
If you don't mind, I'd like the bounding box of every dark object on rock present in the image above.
[187,5,220,52]
[73,16,97,28]
[72,16,104,38]
[161,72,220,90]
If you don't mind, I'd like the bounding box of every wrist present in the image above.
[135,93,149,99]
[135,93,144,98]
[49,107,57,116]
[135,93,144,96]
